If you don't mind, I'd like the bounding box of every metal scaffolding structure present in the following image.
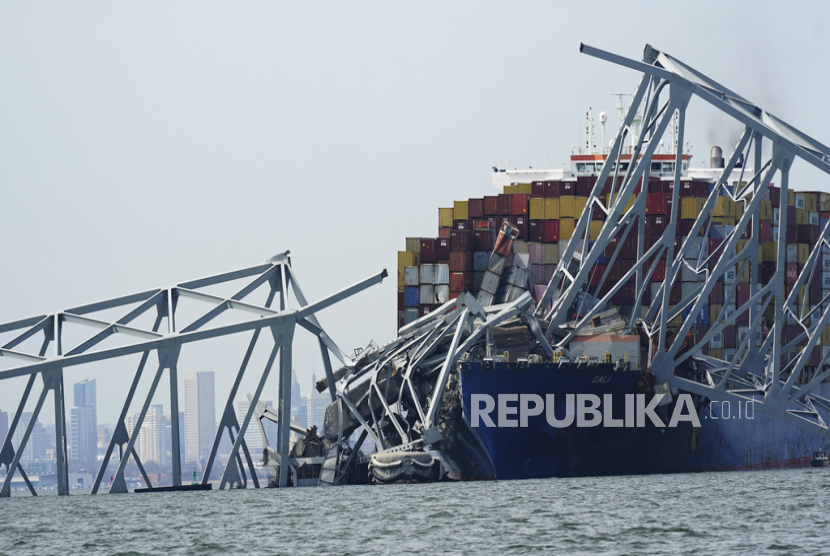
[0,251,386,496]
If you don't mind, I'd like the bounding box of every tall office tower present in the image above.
[71,379,97,464]
[141,405,167,465]
[13,412,49,464]
[0,410,8,448]
[306,374,329,432]
[290,371,307,429]
[184,372,215,467]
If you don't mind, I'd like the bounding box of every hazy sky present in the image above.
[2,2,829,428]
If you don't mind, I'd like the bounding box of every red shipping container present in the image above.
[650,259,666,282]
[439,227,451,239]
[450,271,473,292]
[612,282,636,305]
[473,230,495,252]
[450,250,473,272]
[694,181,710,198]
[768,186,781,207]
[576,176,595,197]
[723,326,737,349]
[545,181,561,198]
[786,263,798,284]
[679,181,695,197]
[811,282,822,306]
[532,181,545,196]
[646,193,667,215]
[509,216,528,240]
[512,194,530,216]
[436,237,450,261]
[544,220,560,243]
[453,219,472,231]
[497,193,513,215]
[761,262,776,282]
[589,265,605,287]
[592,204,606,220]
[759,221,772,241]
[648,177,664,194]
[670,281,682,304]
[397,292,405,311]
[811,345,822,366]
[561,181,575,195]
[420,238,436,262]
[528,220,545,242]
[450,229,472,251]
[484,196,499,216]
[736,283,750,306]
[468,198,484,219]
[710,281,725,305]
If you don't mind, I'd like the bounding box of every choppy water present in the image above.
[2,469,830,555]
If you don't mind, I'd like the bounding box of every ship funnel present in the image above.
[710,146,724,169]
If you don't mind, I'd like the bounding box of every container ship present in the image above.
[384,111,830,478]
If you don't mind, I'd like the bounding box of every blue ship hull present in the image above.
[456,362,825,479]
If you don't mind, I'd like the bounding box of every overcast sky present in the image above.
[2,2,829,429]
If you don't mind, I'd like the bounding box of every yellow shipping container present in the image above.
[405,237,421,252]
[681,198,697,219]
[438,207,454,228]
[798,243,810,264]
[734,203,744,219]
[760,242,777,262]
[788,189,795,206]
[709,305,723,326]
[712,217,736,226]
[805,193,817,212]
[822,326,830,346]
[715,196,733,217]
[529,198,546,220]
[574,196,589,216]
[544,198,560,220]
[397,271,405,292]
[624,194,637,213]
[795,208,808,225]
[696,198,707,215]
[453,200,469,221]
[560,218,576,239]
[589,220,603,240]
[759,200,773,220]
[560,196,577,218]
[503,185,515,194]
[736,239,748,254]
[738,263,749,283]
[710,348,725,359]
[515,183,532,194]
[398,251,419,270]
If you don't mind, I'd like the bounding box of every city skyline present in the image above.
[184,371,215,469]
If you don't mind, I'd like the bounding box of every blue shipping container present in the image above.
[404,287,419,307]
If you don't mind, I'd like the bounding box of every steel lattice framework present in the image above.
[0,251,386,496]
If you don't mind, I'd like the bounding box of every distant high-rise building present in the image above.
[124,406,169,465]
[236,397,276,461]
[184,372,215,467]
[71,379,97,464]
[291,371,307,429]
[0,410,8,448]
[12,412,49,464]
[307,373,329,432]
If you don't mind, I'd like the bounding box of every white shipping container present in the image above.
[724,304,736,318]
[772,226,779,242]
[786,244,798,263]
[822,256,830,272]
[755,329,763,348]
[650,282,663,303]
[796,193,806,209]
[404,307,419,325]
[724,267,736,285]
[737,327,749,346]
[822,273,830,289]
[682,282,698,298]
[682,265,697,282]
[810,211,820,225]
[419,284,434,305]
[434,264,450,285]
[528,242,544,266]
[404,266,419,286]
[724,348,737,362]
[773,207,780,226]
[559,239,570,260]
[419,264,434,285]
[711,330,723,349]
[434,284,449,304]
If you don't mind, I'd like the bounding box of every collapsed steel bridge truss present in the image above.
[0,251,386,496]
[324,44,830,479]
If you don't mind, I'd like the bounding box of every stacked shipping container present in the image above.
[397,177,830,376]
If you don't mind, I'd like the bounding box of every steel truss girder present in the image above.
[544,43,830,439]
[0,252,386,496]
